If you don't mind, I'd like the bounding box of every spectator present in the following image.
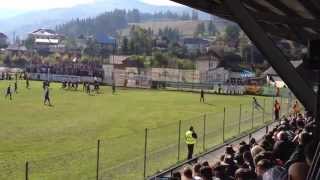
[243,151,255,171]
[234,168,255,180]
[193,163,202,180]
[273,131,295,163]
[255,159,273,178]
[172,171,181,180]
[288,162,309,180]
[170,113,315,180]
[285,131,312,168]
[182,167,193,180]
[199,166,213,180]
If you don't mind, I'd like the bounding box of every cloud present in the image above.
[0,0,95,10]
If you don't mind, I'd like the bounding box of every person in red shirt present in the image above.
[274,100,281,121]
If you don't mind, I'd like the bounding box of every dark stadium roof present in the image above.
[171,0,320,45]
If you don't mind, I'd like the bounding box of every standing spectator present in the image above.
[274,100,281,121]
[185,126,197,160]
[293,101,300,117]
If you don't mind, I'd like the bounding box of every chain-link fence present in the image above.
[0,96,293,180]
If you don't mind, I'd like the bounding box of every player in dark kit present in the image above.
[14,81,18,93]
[200,89,205,103]
[5,85,12,100]
[26,78,30,89]
[44,87,52,106]
[112,82,116,94]
[253,97,263,111]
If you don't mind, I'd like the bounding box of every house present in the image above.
[262,60,302,87]
[6,44,28,54]
[196,50,222,81]
[0,32,8,48]
[203,66,255,83]
[154,36,170,50]
[109,55,130,66]
[95,34,116,49]
[182,37,210,54]
[29,29,64,52]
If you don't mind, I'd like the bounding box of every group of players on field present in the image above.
[2,73,116,106]
[3,73,300,119]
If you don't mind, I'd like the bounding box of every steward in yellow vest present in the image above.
[185,126,197,160]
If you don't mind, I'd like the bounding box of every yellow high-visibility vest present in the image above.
[185,130,196,144]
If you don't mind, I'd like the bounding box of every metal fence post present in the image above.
[177,120,181,161]
[280,96,283,117]
[239,104,242,135]
[25,161,29,180]
[143,128,148,179]
[223,107,226,142]
[96,140,100,180]
[263,99,266,123]
[288,97,290,115]
[251,102,254,129]
[203,114,206,151]
[272,96,275,121]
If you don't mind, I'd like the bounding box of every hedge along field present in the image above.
[0,80,276,179]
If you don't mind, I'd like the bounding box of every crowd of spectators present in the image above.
[171,112,317,180]
[26,62,104,78]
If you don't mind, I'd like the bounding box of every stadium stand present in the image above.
[154,112,315,180]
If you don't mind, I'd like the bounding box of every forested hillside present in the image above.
[56,9,196,37]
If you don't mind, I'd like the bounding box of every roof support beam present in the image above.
[264,0,312,42]
[224,0,317,113]
[298,0,320,19]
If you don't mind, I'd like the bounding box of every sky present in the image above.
[0,0,179,10]
[0,0,95,10]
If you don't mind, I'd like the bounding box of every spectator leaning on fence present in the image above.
[274,99,281,121]
[185,126,198,160]
[174,112,317,180]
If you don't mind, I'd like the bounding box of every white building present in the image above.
[29,29,64,52]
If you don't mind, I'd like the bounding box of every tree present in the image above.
[130,9,141,23]
[192,10,199,20]
[225,24,240,42]
[3,56,11,66]
[121,36,129,54]
[24,37,34,49]
[208,21,217,36]
[153,52,168,68]
[181,12,191,20]
[195,22,206,36]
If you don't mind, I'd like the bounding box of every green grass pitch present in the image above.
[0,80,276,179]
